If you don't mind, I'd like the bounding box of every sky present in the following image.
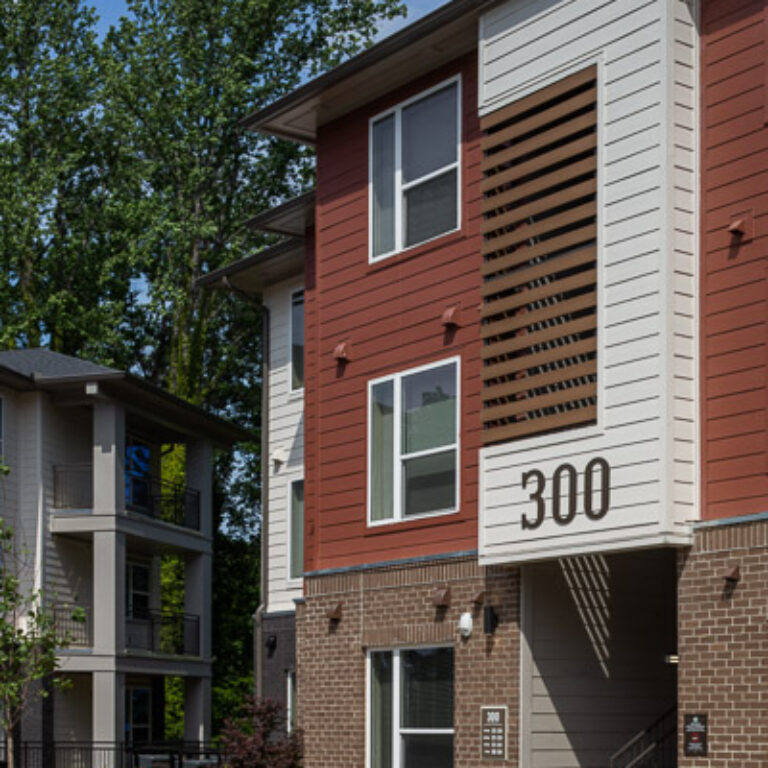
[92,0,447,40]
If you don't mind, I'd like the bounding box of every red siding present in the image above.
[304,53,482,571]
[702,0,768,520]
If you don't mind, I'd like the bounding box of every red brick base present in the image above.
[295,555,520,767]
[678,519,768,767]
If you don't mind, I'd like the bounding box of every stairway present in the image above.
[609,706,677,768]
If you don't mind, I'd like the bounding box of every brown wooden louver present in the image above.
[480,66,598,445]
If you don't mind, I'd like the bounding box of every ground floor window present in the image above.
[368,647,453,768]
[125,686,152,743]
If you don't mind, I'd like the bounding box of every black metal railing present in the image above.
[53,604,92,647]
[125,611,200,657]
[126,474,200,531]
[54,464,93,509]
[8,741,221,768]
[610,705,677,768]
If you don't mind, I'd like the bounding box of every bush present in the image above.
[221,698,302,768]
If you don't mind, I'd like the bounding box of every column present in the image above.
[185,438,212,537]
[92,671,125,746]
[184,677,212,743]
[92,402,126,516]
[93,531,126,652]
[185,552,212,659]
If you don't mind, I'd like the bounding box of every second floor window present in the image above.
[291,289,305,391]
[289,479,304,581]
[370,78,461,260]
[369,358,459,524]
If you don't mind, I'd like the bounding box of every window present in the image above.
[126,562,151,619]
[125,437,151,510]
[369,359,459,524]
[286,670,297,733]
[288,479,304,581]
[125,686,152,743]
[370,78,461,261]
[291,289,305,391]
[369,647,454,768]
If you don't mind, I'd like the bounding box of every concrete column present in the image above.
[183,677,211,743]
[93,671,125,744]
[93,531,126,652]
[92,402,126,515]
[185,552,212,659]
[185,438,212,538]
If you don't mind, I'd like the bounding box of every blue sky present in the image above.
[92,0,446,40]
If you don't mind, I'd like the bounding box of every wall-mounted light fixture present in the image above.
[333,341,350,361]
[458,612,473,639]
[432,587,451,608]
[326,602,343,622]
[472,590,486,605]
[441,305,461,328]
[265,634,277,652]
[483,605,499,635]
[722,565,741,583]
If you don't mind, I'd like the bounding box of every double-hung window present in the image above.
[369,358,459,524]
[370,77,461,261]
[290,289,305,391]
[369,647,454,768]
[288,479,304,581]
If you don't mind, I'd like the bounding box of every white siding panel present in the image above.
[264,278,305,613]
[473,0,697,563]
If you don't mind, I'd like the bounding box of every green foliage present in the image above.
[0,520,74,739]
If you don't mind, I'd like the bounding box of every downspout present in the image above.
[33,394,45,597]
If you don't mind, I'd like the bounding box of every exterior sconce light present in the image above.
[483,605,499,635]
[333,341,350,361]
[326,602,343,622]
[458,612,473,639]
[441,305,461,328]
[727,219,744,236]
[472,590,486,605]
[727,211,753,242]
[432,587,451,608]
[265,634,277,652]
[722,565,740,583]
[271,447,286,472]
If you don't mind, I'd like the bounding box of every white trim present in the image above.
[368,75,463,263]
[289,288,305,395]
[367,356,461,527]
[286,670,296,733]
[366,646,455,768]
[287,477,304,585]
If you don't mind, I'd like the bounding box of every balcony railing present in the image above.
[54,464,93,510]
[53,466,201,532]
[125,611,200,657]
[5,741,221,768]
[126,474,201,531]
[53,604,92,647]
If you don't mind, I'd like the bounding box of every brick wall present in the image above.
[678,519,768,766]
[296,556,520,767]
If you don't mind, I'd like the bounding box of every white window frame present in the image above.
[365,646,454,768]
[368,75,462,263]
[289,288,305,395]
[286,670,296,733]
[126,561,151,619]
[367,356,460,527]
[287,477,304,584]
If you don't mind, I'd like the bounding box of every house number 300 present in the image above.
[521,457,611,530]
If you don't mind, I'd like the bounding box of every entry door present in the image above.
[125,686,152,744]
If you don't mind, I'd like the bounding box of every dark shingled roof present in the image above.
[0,348,118,380]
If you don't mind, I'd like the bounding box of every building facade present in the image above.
[205,0,768,764]
[0,349,248,761]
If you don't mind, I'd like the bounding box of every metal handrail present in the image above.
[610,705,677,768]
[126,473,201,530]
[125,610,201,656]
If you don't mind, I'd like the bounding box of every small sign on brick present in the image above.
[481,706,507,760]
[684,714,708,757]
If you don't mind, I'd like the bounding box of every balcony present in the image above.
[53,465,201,531]
[53,603,92,647]
[125,611,201,657]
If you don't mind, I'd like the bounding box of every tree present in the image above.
[221,698,302,768]
[0,518,77,767]
[0,0,135,357]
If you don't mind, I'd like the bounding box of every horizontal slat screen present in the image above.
[480,66,598,446]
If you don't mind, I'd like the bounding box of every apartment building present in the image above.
[203,0,768,765]
[0,349,249,761]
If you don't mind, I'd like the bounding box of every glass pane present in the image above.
[371,652,393,768]
[403,450,456,517]
[402,734,453,768]
[402,364,456,455]
[372,115,396,257]
[131,565,149,593]
[131,689,151,726]
[131,593,150,619]
[292,291,304,389]
[404,169,457,248]
[371,380,394,521]
[402,84,458,183]
[401,647,453,729]
[290,480,304,579]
